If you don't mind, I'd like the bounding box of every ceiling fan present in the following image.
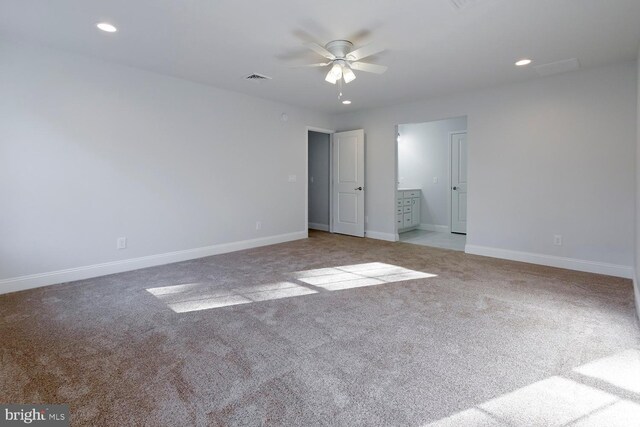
[299,40,387,84]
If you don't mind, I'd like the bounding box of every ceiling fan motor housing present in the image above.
[325,40,354,60]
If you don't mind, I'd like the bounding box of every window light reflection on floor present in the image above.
[573,348,640,394]
[425,349,640,426]
[146,262,436,313]
[292,262,437,291]
[147,281,316,313]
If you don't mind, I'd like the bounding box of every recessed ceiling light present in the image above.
[96,22,117,33]
[342,100,352,105]
[515,59,532,67]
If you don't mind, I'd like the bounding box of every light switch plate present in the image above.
[117,237,127,249]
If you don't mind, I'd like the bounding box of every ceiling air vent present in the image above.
[244,73,272,81]
[448,0,482,11]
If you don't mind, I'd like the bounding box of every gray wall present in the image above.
[636,49,640,319]
[308,131,330,229]
[398,117,467,228]
[333,62,636,277]
[0,40,331,289]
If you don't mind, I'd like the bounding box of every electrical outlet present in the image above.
[553,235,562,246]
[433,177,438,184]
[310,176,314,184]
[288,175,297,182]
[117,237,127,249]
[256,221,262,231]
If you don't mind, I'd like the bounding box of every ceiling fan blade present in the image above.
[291,62,332,68]
[347,44,385,61]
[350,62,388,74]
[304,42,336,60]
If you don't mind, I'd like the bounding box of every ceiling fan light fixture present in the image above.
[325,63,342,84]
[325,71,338,84]
[303,40,386,86]
[342,66,356,84]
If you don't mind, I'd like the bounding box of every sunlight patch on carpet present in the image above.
[476,376,617,426]
[293,262,437,291]
[146,283,200,296]
[146,263,436,313]
[573,348,640,394]
[147,281,316,313]
[425,350,640,426]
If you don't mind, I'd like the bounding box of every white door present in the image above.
[451,132,468,234]
[332,129,365,237]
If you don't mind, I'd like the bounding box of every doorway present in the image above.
[396,116,468,251]
[308,130,331,232]
[307,128,366,238]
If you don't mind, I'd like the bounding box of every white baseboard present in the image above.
[0,231,308,295]
[308,222,329,232]
[465,244,633,279]
[419,223,450,233]
[365,230,398,242]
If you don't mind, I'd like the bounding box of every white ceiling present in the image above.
[2,0,640,113]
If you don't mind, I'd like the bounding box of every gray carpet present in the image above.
[1,230,639,426]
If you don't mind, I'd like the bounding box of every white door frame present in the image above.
[394,117,469,239]
[394,125,400,240]
[306,126,335,236]
[450,130,468,234]
[448,130,467,233]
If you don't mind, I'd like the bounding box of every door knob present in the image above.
[355,186,363,191]
[452,186,458,190]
